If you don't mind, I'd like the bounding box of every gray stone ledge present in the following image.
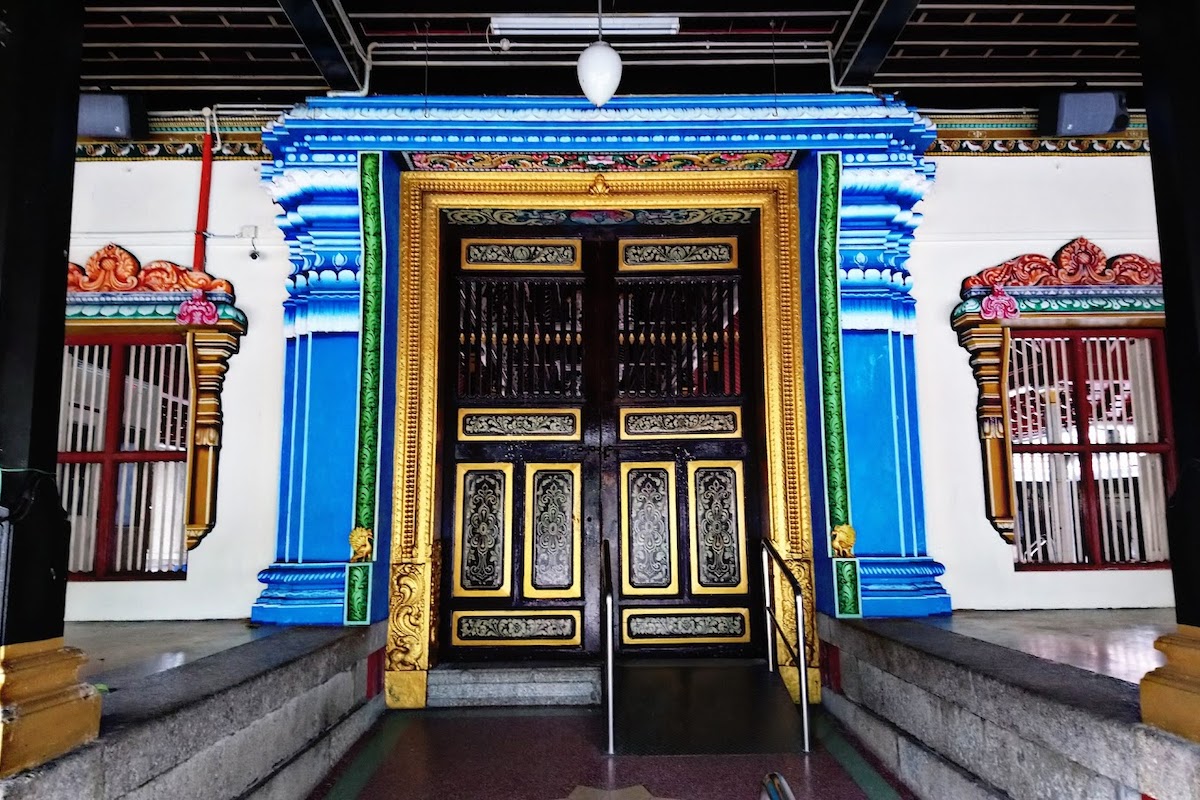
[819,615,1200,800]
[823,688,1005,800]
[246,695,386,800]
[0,622,385,800]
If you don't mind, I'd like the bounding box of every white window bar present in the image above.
[58,342,190,576]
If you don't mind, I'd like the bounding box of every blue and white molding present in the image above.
[835,155,949,617]
[252,161,366,626]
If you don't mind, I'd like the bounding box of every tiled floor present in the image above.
[921,608,1175,684]
[309,707,910,800]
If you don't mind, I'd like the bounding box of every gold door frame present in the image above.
[385,171,816,708]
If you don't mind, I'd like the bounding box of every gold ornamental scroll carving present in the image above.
[387,171,816,707]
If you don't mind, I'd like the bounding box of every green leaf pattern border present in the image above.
[346,151,385,625]
[818,152,862,619]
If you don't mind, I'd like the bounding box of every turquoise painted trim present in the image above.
[66,303,247,325]
[318,714,414,799]
[952,292,1164,320]
[813,711,904,799]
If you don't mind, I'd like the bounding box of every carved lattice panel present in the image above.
[688,460,748,593]
[452,463,513,597]
[523,463,582,599]
[620,462,679,595]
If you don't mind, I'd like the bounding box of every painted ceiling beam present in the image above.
[277,0,365,92]
[836,0,920,87]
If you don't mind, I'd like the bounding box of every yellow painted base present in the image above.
[1141,624,1200,742]
[386,669,428,709]
[0,637,100,778]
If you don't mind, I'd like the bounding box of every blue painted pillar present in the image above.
[252,162,365,625]
[836,156,950,617]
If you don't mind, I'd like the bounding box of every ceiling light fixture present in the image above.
[574,4,624,108]
[490,14,681,37]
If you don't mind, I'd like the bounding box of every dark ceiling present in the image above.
[80,1,1141,112]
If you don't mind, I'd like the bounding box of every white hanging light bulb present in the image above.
[577,0,622,107]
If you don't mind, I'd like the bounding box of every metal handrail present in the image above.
[761,539,811,753]
[600,539,615,755]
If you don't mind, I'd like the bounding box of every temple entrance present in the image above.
[438,217,764,660]
[386,172,814,709]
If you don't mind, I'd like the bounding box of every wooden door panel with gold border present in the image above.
[439,232,598,660]
[438,224,765,660]
[606,234,763,656]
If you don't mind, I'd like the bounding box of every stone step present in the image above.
[427,663,602,708]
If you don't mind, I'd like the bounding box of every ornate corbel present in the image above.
[186,326,243,548]
[952,318,1015,542]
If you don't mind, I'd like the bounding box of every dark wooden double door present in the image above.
[438,225,764,660]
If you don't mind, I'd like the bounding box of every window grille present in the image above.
[1007,330,1172,568]
[57,336,191,578]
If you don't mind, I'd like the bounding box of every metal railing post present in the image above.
[605,592,615,755]
[601,540,615,756]
[795,588,811,754]
[761,539,811,754]
[762,546,776,673]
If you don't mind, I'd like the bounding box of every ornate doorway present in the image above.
[386,172,815,709]
[438,221,765,660]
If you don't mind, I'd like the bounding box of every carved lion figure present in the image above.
[830,524,857,559]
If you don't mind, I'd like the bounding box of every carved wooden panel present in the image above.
[461,238,582,271]
[621,608,750,644]
[688,460,748,593]
[523,463,582,599]
[452,463,513,597]
[620,406,742,440]
[451,610,581,646]
[618,237,739,271]
[620,462,679,595]
[458,408,582,441]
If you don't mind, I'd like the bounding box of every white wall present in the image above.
[65,160,287,620]
[911,155,1177,609]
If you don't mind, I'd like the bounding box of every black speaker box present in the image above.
[1038,91,1129,137]
[77,93,147,139]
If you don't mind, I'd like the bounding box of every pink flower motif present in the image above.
[175,289,219,326]
[767,152,790,168]
[980,285,1020,320]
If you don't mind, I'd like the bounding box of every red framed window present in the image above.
[57,333,192,579]
[1006,329,1174,569]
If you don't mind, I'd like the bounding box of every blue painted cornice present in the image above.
[263,94,934,159]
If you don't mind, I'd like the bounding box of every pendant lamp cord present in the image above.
[770,19,779,117]
[597,0,604,42]
[423,21,431,118]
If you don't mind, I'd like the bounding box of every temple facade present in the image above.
[59,96,1172,711]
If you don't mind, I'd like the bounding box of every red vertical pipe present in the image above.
[192,131,214,272]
